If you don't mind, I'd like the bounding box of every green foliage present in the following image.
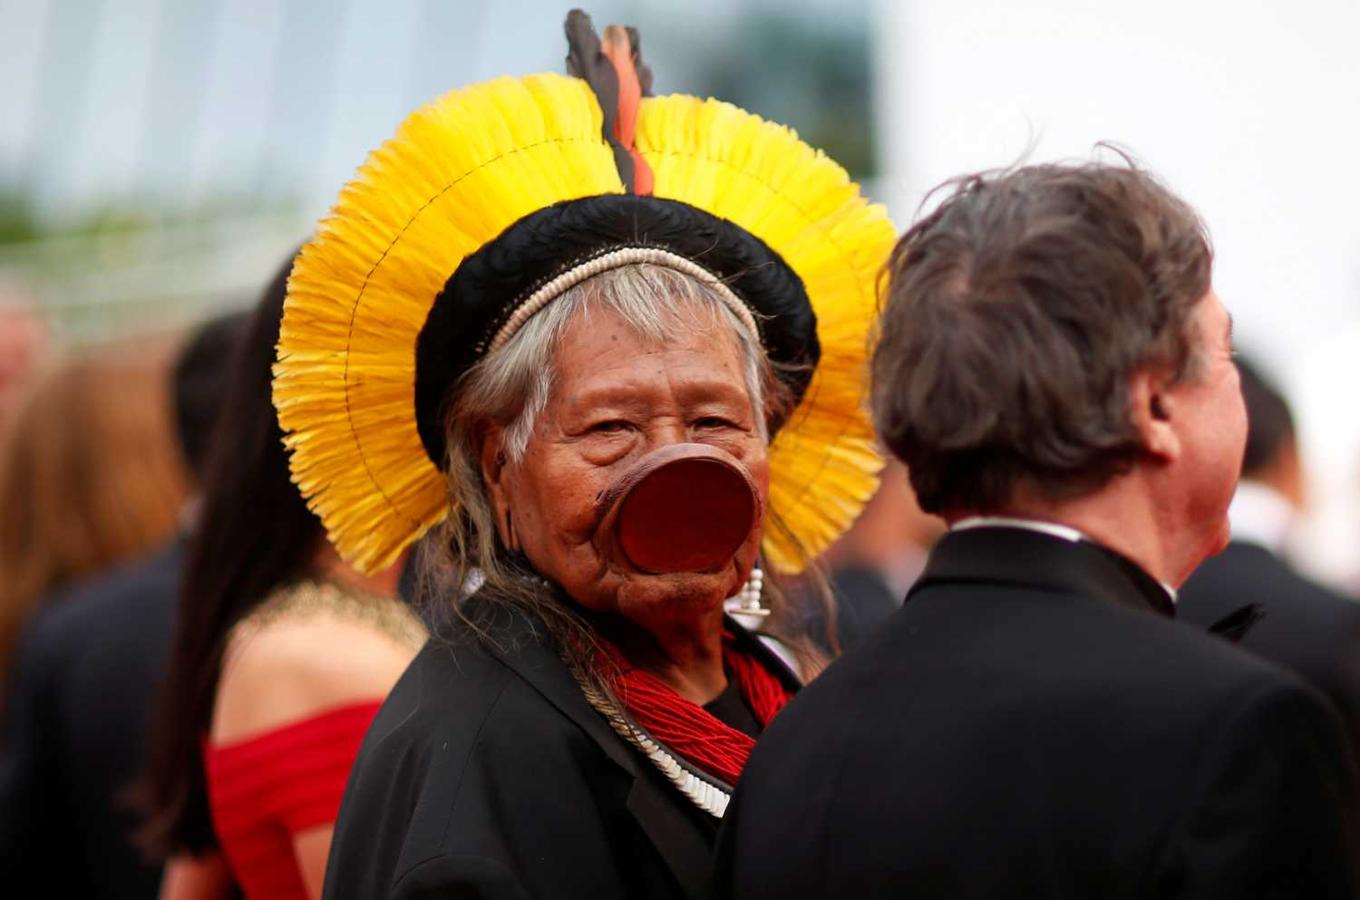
[684,11,876,179]
[0,189,41,245]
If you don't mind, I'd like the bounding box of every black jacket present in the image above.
[322,599,798,900]
[716,527,1360,900]
[829,566,903,652]
[0,540,183,900]
[1180,539,1360,776]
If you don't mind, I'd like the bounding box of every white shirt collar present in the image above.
[951,515,1086,544]
[949,515,1178,603]
[1227,481,1296,554]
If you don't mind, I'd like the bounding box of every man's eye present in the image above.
[694,416,738,429]
[589,420,631,434]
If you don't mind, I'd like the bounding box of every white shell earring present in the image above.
[735,565,769,618]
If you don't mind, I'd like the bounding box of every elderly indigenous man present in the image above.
[716,162,1360,899]
[271,12,892,900]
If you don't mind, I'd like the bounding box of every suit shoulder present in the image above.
[790,580,1318,739]
[1183,548,1360,685]
[331,631,602,897]
[358,636,513,749]
[345,630,595,804]
[1277,569,1360,627]
[1085,596,1321,705]
[12,551,168,687]
[1184,543,1357,621]
[30,543,181,644]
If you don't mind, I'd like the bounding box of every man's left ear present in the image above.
[1130,368,1180,463]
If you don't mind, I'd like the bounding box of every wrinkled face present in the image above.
[484,306,770,627]
[1162,289,1246,565]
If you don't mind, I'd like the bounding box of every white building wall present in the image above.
[872,0,1360,588]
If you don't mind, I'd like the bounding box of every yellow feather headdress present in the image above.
[274,38,894,576]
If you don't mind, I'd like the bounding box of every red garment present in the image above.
[203,701,382,900]
[601,631,793,785]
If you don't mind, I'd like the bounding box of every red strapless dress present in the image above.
[203,701,383,900]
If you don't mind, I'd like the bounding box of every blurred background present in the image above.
[2,0,1358,589]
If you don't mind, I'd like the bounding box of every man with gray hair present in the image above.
[716,161,1359,898]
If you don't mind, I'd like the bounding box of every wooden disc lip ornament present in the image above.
[596,443,762,575]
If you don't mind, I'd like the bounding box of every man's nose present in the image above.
[641,418,691,452]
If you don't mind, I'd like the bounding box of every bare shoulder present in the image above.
[212,581,427,744]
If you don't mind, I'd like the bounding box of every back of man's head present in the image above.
[173,310,249,483]
[1235,354,1295,481]
[872,160,1213,515]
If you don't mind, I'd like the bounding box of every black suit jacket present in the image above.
[829,565,902,652]
[1180,540,1360,774]
[0,540,183,900]
[322,599,799,900]
[716,527,1359,900]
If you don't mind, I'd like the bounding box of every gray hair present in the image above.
[473,264,771,463]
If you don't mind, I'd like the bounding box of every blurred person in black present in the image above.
[771,461,942,655]
[819,459,943,651]
[716,161,1360,899]
[0,345,190,703]
[1179,354,1360,774]
[0,311,246,899]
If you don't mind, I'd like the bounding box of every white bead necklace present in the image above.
[572,567,767,819]
[578,679,733,818]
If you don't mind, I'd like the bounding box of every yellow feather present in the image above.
[275,74,623,573]
[276,75,895,577]
[637,95,895,572]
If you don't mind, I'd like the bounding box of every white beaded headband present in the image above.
[487,246,761,354]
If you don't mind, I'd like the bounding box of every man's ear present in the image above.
[479,425,519,551]
[1129,367,1180,463]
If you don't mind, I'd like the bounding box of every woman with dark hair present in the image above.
[274,13,893,900]
[142,261,425,900]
